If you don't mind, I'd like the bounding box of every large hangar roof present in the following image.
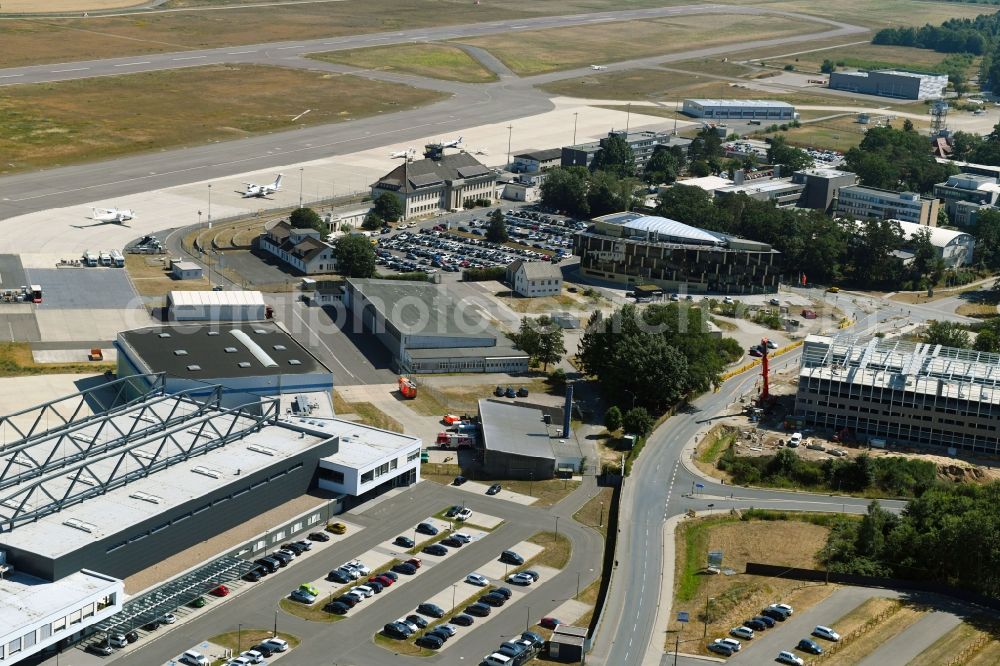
[595,212,722,245]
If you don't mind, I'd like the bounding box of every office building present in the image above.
[792,168,858,212]
[341,278,528,374]
[836,185,940,226]
[561,130,690,171]
[370,151,496,219]
[259,222,337,275]
[828,70,948,100]
[512,148,563,173]
[714,177,804,208]
[795,334,1000,454]
[933,173,1000,227]
[573,212,780,293]
[681,98,797,121]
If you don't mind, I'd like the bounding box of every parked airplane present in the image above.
[441,136,463,149]
[240,174,283,198]
[590,64,607,70]
[91,207,134,223]
[389,148,416,159]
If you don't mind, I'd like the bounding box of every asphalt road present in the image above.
[0,4,868,221]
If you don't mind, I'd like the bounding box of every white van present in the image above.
[788,432,802,448]
[180,651,209,666]
[484,653,512,666]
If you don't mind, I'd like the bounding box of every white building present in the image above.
[306,418,422,496]
[170,260,203,281]
[682,98,798,121]
[837,185,940,226]
[259,222,338,275]
[829,69,948,100]
[505,259,563,297]
[0,569,123,664]
[167,290,267,322]
[892,219,975,268]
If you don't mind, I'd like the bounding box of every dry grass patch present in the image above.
[461,14,821,76]
[333,390,404,433]
[500,291,583,313]
[527,530,572,570]
[765,43,969,74]
[822,602,926,664]
[125,254,212,297]
[0,342,113,377]
[0,65,444,173]
[668,517,836,656]
[966,639,1000,665]
[573,486,613,537]
[420,461,461,486]
[671,58,757,78]
[209,629,299,653]
[957,302,999,318]
[830,597,900,637]
[311,43,497,83]
[723,0,991,30]
[908,619,999,666]
[502,478,581,508]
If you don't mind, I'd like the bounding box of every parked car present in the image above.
[508,572,533,586]
[308,531,330,542]
[797,638,823,655]
[754,614,776,628]
[456,508,473,521]
[718,637,742,652]
[326,522,347,534]
[441,536,463,548]
[87,641,114,656]
[769,603,794,616]
[180,650,210,666]
[271,551,293,566]
[418,602,446,618]
[539,617,562,629]
[382,623,410,640]
[453,532,472,543]
[762,608,789,622]
[290,588,316,604]
[334,595,358,608]
[382,570,399,582]
[350,585,374,598]
[367,580,384,593]
[281,542,306,555]
[243,567,265,582]
[494,385,505,396]
[416,634,444,650]
[706,641,735,657]
[466,573,489,586]
[493,586,513,600]
[324,601,350,615]
[251,644,274,658]
[812,625,841,641]
[777,651,805,666]
[260,638,288,653]
[328,568,352,584]
[423,543,448,556]
[405,614,429,629]
[453,475,467,485]
[517,386,529,397]
[744,618,767,631]
[500,550,524,565]
[255,557,280,573]
[239,650,266,665]
[731,626,755,640]
[465,602,492,617]
[445,505,463,518]
[416,522,439,536]
[188,596,207,608]
[211,585,230,597]
[142,619,162,631]
[436,624,458,637]
[486,483,502,495]
[504,386,516,398]
[393,562,418,575]
[405,557,422,569]
[522,631,544,647]
[480,592,506,607]
[452,613,475,626]
[394,534,415,548]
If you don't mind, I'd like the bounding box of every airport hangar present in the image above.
[0,366,420,663]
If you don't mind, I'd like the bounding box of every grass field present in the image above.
[0,65,444,174]
[573,486,613,537]
[333,390,404,433]
[0,0,700,68]
[0,342,113,377]
[526,530,572,570]
[460,14,821,76]
[753,115,931,152]
[723,0,990,30]
[668,516,835,656]
[311,43,497,83]
[671,58,758,78]
[503,478,581,507]
[763,42,971,74]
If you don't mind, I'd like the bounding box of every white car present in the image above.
[351,585,374,598]
[346,560,371,575]
[777,651,804,666]
[261,638,288,653]
[227,658,253,666]
[162,612,177,624]
[507,573,534,586]
[787,434,802,448]
[770,603,794,616]
[240,650,266,664]
[456,508,473,521]
[730,626,754,640]
[718,637,741,652]
[466,573,489,586]
[813,625,841,641]
[723,296,734,304]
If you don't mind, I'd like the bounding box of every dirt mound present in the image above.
[938,463,991,484]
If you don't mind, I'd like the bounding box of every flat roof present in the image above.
[717,179,802,195]
[118,321,329,379]
[675,175,734,191]
[172,261,201,271]
[286,416,421,469]
[0,569,121,633]
[479,399,554,460]
[347,278,494,340]
[514,148,563,162]
[596,212,723,245]
[168,290,266,308]
[406,343,527,360]
[0,398,333,560]
[687,98,794,108]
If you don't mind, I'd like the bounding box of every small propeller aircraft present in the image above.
[240,174,283,198]
[389,147,416,159]
[91,207,135,223]
[590,64,607,70]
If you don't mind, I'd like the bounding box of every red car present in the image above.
[539,617,562,630]
[210,585,230,597]
[406,558,422,569]
[370,575,393,587]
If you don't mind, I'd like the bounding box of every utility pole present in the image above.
[506,124,513,171]
[625,102,632,135]
[599,501,605,528]
[299,167,304,208]
[273,610,278,638]
[573,112,579,145]
[207,184,212,229]
[238,624,243,654]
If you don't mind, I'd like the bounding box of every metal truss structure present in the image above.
[0,391,279,532]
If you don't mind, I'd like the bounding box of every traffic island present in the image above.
[206,629,299,663]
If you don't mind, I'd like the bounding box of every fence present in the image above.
[811,600,902,663]
[586,476,623,644]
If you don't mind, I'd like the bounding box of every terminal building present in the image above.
[561,130,690,172]
[341,278,529,374]
[370,151,496,219]
[794,334,1000,454]
[0,375,420,664]
[573,212,780,294]
[828,69,948,100]
[681,99,798,121]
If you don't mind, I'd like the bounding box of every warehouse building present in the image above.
[479,399,583,480]
[561,130,690,171]
[681,98,797,121]
[0,375,421,663]
[828,69,948,100]
[170,260,203,281]
[574,212,780,293]
[836,184,940,226]
[341,278,528,374]
[115,321,333,400]
[795,334,1000,454]
[370,151,496,219]
[166,290,267,321]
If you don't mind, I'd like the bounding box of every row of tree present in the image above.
[578,303,743,412]
[843,123,958,194]
[922,318,1000,354]
[823,485,1000,599]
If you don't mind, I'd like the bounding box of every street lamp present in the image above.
[526,604,531,632]
[575,571,581,599]
[237,623,243,654]
[554,516,560,542]
[506,124,513,170]
[572,112,579,145]
[207,184,212,228]
[299,167,304,208]
[703,597,715,638]
[452,583,458,612]
[599,501,605,528]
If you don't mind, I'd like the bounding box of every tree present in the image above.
[820,59,836,74]
[590,133,636,178]
[622,406,653,437]
[848,218,905,287]
[604,406,623,433]
[539,167,590,217]
[922,320,971,349]
[534,315,565,371]
[333,234,376,278]
[644,145,685,185]
[688,127,724,163]
[766,135,812,173]
[587,171,634,217]
[975,319,1000,353]
[289,207,324,232]
[372,192,404,223]
[486,208,508,243]
[974,208,1000,270]
[361,211,383,231]
[909,227,945,290]
[508,317,541,359]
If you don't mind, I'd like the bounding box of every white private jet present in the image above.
[389,148,416,159]
[441,135,463,149]
[91,207,135,223]
[240,174,283,198]
[590,64,607,70]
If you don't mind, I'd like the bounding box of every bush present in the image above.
[547,367,567,392]
[375,271,429,282]
[462,266,506,282]
[783,64,795,71]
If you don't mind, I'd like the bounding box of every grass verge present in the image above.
[500,478,581,507]
[0,342,114,377]
[280,558,403,623]
[526,530,572,570]
[572,486,614,537]
[310,43,497,82]
[208,629,299,654]
[819,602,925,663]
[333,390,404,433]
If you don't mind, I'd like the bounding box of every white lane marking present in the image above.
[172,55,207,61]
[0,74,23,78]
[114,61,151,67]
[226,50,257,55]
[51,67,89,73]
[276,45,303,50]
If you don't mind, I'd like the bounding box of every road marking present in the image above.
[0,74,23,79]
[114,61,151,67]
[172,55,207,61]
[276,45,303,50]
[51,67,89,73]
[226,50,257,55]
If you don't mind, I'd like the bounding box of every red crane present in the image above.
[760,337,771,403]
